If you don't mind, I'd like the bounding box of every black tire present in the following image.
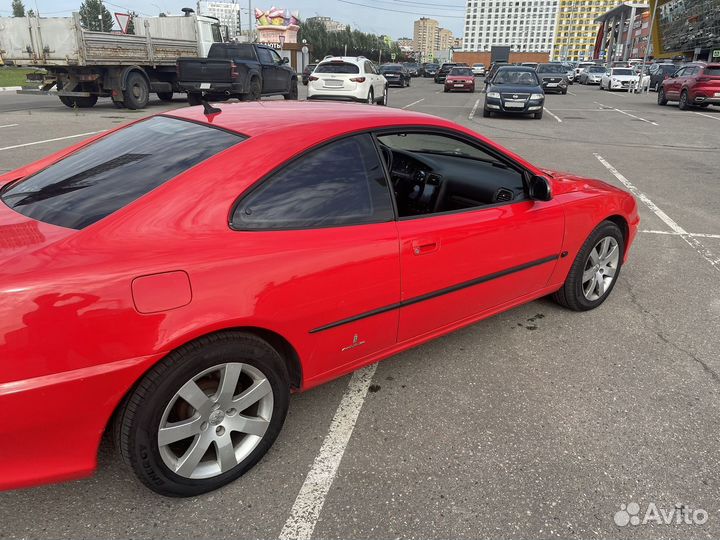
[283,79,298,100]
[482,107,491,117]
[366,87,374,104]
[112,100,125,109]
[553,221,624,311]
[187,92,203,106]
[561,87,567,95]
[156,92,173,102]
[114,331,290,497]
[657,86,668,105]
[378,85,388,106]
[59,95,98,108]
[243,78,262,101]
[678,89,689,110]
[123,72,150,110]
[407,78,411,87]
[534,110,543,119]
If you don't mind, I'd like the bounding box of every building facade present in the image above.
[397,37,415,53]
[654,0,720,61]
[552,0,619,61]
[197,1,242,39]
[306,16,346,33]
[463,0,558,53]
[414,17,439,61]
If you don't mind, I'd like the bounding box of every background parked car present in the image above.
[600,67,638,91]
[444,66,475,92]
[578,65,607,85]
[380,63,412,87]
[301,63,317,86]
[472,63,486,76]
[434,62,461,83]
[649,62,681,91]
[403,62,420,77]
[658,63,720,110]
[307,56,388,104]
[484,66,545,119]
[536,63,569,94]
[521,62,538,70]
[575,61,595,78]
[423,62,439,78]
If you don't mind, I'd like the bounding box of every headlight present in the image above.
[530,93,544,100]
[487,92,500,98]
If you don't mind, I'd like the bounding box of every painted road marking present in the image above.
[641,229,720,240]
[595,153,720,273]
[544,107,562,123]
[279,364,377,540]
[594,102,658,125]
[0,130,106,152]
[694,111,720,121]
[0,124,19,129]
[468,98,480,120]
[402,98,425,110]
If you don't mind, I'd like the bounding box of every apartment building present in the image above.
[552,0,619,60]
[414,17,439,61]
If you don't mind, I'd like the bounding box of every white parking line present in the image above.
[594,101,658,125]
[567,91,577,96]
[0,124,19,129]
[279,364,377,540]
[694,111,720,121]
[468,98,481,120]
[0,130,106,152]
[595,153,720,273]
[402,98,425,110]
[641,229,720,240]
[543,107,562,123]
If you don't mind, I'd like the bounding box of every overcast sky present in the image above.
[1,0,466,39]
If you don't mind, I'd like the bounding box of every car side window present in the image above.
[232,134,394,230]
[674,67,686,77]
[269,49,283,65]
[365,61,375,74]
[256,47,273,65]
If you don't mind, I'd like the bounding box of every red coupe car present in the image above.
[0,102,638,496]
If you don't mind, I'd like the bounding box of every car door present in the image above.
[256,46,282,93]
[231,133,400,382]
[365,61,383,96]
[666,67,686,98]
[376,130,565,343]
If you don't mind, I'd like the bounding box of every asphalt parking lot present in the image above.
[1,79,719,539]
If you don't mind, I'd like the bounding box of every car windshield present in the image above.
[1,117,243,229]
[537,64,565,73]
[613,69,634,75]
[450,68,473,76]
[425,63,438,68]
[315,62,359,74]
[588,66,606,73]
[493,70,539,85]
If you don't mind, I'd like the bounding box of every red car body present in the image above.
[660,62,720,108]
[0,102,638,492]
[444,71,476,92]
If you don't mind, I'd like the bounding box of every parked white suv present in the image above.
[307,56,388,105]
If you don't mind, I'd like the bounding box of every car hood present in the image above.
[487,84,542,94]
[539,73,566,78]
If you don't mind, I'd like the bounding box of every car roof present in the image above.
[164,102,453,139]
[496,66,537,72]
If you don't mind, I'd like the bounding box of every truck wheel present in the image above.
[187,93,203,106]
[156,92,174,102]
[283,79,298,100]
[123,72,150,110]
[59,95,98,108]
[241,78,262,101]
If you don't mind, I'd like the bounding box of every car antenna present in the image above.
[200,97,222,116]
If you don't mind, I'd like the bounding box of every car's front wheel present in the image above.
[678,89,690,110]
[553,220,624,311]
[657,86,668,105]
[115,331,290,497]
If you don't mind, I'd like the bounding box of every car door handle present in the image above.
[411,240,439,255]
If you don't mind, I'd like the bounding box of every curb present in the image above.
[0,86,22,92]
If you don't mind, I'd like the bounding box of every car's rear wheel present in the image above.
[115,331,290,497]
[59,95,98,108]
[482,106,491,117]
[379,85,388,106]
[553,221,624,311]
[242,78,262,101]
[678,90,689,110]
[283,78,298,100]
[123,72,150,110]
[657,86,668,105]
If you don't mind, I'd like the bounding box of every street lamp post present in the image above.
[638,0,659,94]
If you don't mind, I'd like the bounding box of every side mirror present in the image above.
[282,57,289,64]
[529,175,552,201]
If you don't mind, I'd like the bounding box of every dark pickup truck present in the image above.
[177,43,298,104]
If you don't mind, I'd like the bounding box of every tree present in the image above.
[79,0,114,32]
[11,0,25,17]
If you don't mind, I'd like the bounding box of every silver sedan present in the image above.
[578,66,607,85]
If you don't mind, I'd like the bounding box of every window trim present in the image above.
[228,132,396,232]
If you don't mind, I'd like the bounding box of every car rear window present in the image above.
[450,68,473,76]
[1,116,243,230]
[588,67,606,73]
[208,44,256,60]
[661,64,678,73]
[316,62,360,74]
[704,67,720,76]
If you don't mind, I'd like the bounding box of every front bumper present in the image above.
[541,81,567,92]
[384,76,404,86]
[485,96,544,113]
[445,81,475,91]
[178,81,244,94]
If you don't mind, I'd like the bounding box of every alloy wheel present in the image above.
[582,237,619,301]
[157,362,274,479]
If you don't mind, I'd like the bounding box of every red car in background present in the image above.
[658,62,720,109]
[0,102,638,497]
[444,66,476,92]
